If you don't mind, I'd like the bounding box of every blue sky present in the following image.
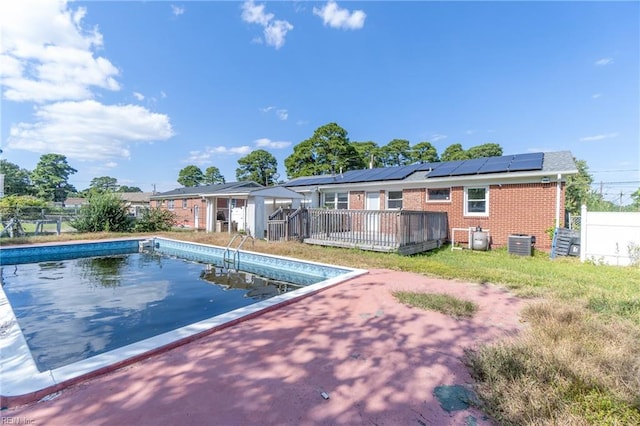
[1,1,638,204]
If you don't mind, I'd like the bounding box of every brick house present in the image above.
[150,182,303,237]
[284,151,577,250]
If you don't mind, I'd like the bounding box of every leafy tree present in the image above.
[410,141,439,163]
[118,186,142,193]
[565,158,593,215]
[177,165,204,187]
[352,141,381,168]
[284,123,365,178]
[379,139,412,167]
[30,154,77,202]
[134,207,177,232]
[0,160,32,196]
[236,149,278,185]
[440,143,469,162]
[204,166,225,184]
[467,143,503,159]
[89,176,118,193]
[71,192,133,232]
[632,188,640,210]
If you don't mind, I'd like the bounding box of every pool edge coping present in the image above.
[0,238,367,408]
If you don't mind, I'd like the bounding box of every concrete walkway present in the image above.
[4,269,526,425]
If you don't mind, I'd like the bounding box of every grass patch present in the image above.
[393,291,477,318]
[3,232,640,424]
[465,301,640,425]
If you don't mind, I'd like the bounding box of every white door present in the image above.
[365,192,380,233]
[194,205,199,229]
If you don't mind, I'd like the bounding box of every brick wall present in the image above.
[155,197,247,231]
[167,198,207,230]
[401,182,564,250]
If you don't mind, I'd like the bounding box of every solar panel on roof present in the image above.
[508,152,543,172]
[426,161,463,178]
[477,156,512,174]
[508,160,542,172]
[449,158,487,176]
[478,162,510,174]
[512,152,542,161]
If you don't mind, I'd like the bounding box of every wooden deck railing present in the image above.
[305,209,448,255]
[267,207,448,254]
[267,207,310,241]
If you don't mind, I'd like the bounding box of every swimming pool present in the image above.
[0,237,366,406]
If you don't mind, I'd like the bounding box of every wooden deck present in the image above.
[268,208,448,255]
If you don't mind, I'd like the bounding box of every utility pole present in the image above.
[600,181,603,198]
[620,191,623,211]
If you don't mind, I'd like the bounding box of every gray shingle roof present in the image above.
[150,181,263,199]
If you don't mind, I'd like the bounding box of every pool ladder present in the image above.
[223,234,252,271]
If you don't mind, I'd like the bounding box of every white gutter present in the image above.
[555,173,562,228]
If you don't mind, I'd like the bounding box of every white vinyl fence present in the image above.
[580,205,640,266]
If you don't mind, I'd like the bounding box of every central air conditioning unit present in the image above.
[508,234,535,256]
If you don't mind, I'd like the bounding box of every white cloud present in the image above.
[430,134,447,142]
[241,1,293,49]
[105,161,118,168]
[241,0,273,26]
[0,0,120,103]
[260,106,288,120]
[1,1,176,163]
[264,20,294,49]
[186,145,253,165]
[276,109,288,120]
[7,100,174,161]
[592,93,602,99]
[171,5,185,17]
[160,91,167,98]
[313,1,366,30]
[254,138,291,149]
[579,132,619,142]
[595,58,613,66]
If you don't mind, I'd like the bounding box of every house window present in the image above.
[167,200,175,210]
[323,192,348,209]
[156,200,162,208]
[182,199,188,209]
[427,188,451,202]
[387,191,403,209]
[464,187,488,216]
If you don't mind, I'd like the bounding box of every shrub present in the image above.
[134,207,177,232]
[72,192,133,233]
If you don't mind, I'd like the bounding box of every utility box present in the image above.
[508,234,535,256]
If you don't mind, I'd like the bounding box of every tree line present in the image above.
[1,154,142,203]
[177,122,504,188]
[2,122,638,213]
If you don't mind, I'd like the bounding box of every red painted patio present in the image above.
[4,269,526,425]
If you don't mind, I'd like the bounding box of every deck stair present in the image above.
[223,234,252,270]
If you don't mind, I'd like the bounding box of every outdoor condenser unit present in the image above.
[508,234,535,256]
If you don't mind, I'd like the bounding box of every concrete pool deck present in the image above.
[3,269,527,425]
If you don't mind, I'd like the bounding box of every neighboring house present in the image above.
[283,151,578,250]
[150,181,303,237]
[118,192,152,218]
[63,197,88,210]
